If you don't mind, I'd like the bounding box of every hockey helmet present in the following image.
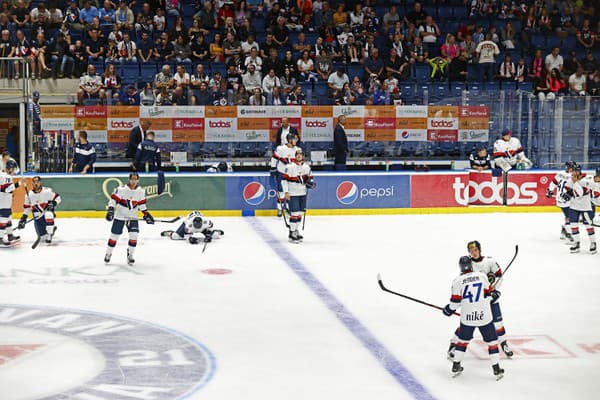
[459,256,473,273]
[192,216,203,229]
[467,240,481,253]
[5,159,18,171]
[565,160,577,172]
[501,128,512,137]
[595,167,600,177]
[129,172,139,180]
[286,133,296,143]
[572,163,582,174]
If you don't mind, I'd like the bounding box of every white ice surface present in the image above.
[1,213,599,400]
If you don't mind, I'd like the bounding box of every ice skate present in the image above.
[7,233,20,242]
[570,242,580,253]
[289,230,300,243]
[492,363,504,380]
[500,340,514,358]
[447,343,456,361]
[451,361,463,378]
[277,209,283,217]
[104,252,111,263]
[590,243,597,254]
[127,249,135,265]
[45,226,57,243]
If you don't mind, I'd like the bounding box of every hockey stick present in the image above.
[202,239,209,253]
[491,244,519,289]
[138,216,181,223]
[281,200,290,229]
[377,273,460,316]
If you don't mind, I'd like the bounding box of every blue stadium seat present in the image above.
[547,35,562,50]
[467,64,483,81]
[347,64,364,81]
[140,63,158,83]
[562,36,576,49]
[313,81,329,98]
[429,83,449,100]
[211,62,227,77]
[450,82,465,97]
[437,6,454,20]
[414,64,431,83]
[530,33,546,50]
[484,81,500,92]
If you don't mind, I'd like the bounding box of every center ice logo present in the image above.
[336,181,359,205]
[243,182,266,205]
[0,304,215,399]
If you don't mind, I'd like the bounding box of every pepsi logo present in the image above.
[401,131,409,139]
[243,182,266,205]
[336,181,359,205]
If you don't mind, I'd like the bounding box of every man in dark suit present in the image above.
[274,117,299,147]
[333,115,349,170]
[126,120,151,159]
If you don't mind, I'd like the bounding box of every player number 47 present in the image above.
[462,282,482,303]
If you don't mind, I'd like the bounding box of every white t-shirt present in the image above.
[475,40,500,63]
[174,72,190,85]
[568,73,586,92]
[327,72,349,89]
[545,53,563,71]
[297,58,314,72]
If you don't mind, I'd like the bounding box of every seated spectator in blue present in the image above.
[364,47,384,82]
[469,147,492,172]
[211,81,229,106]
[69,131,96,174]
[286,85,306,105]
[121,85,141,105]
[133,131,161,172]
[372,81,389,105]
[85,29,105,62]
[192,81,212,105]
[99,1,115,26]
[80,0,99,26]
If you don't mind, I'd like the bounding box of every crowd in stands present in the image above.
[0,0,598,105]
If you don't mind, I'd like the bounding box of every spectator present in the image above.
[404,1,427,27]
[171,85,189,105]
[28,91,41,135]
[238,17,257,42]
[457,20,476,43]
[105,39,120,64]
[217,3,234,27]
[140,82,156,106]
[563,50,581,77]
[545,46,563,73]
[539,68,566,101]
[30,2,50,33]
[173,35,191,63]
[0,29,14,78]
[364,8,380,35]
[13,29,33,79]
[383,71,398,94]
[69,131,96,174]
[85,29,105,62]
[12,0,30,31]
[191,63,209,87]
[500,21,516,49]
[262,68,280,97]
[350,75,364,97]
[269,85,285,105]
[226,64,242,91]
[71,39,87,77]
[327,67,349,96]
[120,84,140,105]
[582,51,598,78]
[263,48,283,77]
[315,49,332,81]
[287,84,306,105]
[118,32,137,63]
[154,64,175,92]
[135,2,154,33]
[333,114,348,171]
[195,2,216,34]
[372,81,389,105]
[280,66,297,93]
[244,46,262,71]
[249,87,266,105]
[514,57,528,83]
[273,16,290,48]
[332,3,347,29]
[192,81,211,105]
[107,23,123,42]
[77,64,104,105]
[292,32,312,54]
[383,5,400,32]
[588,72,600,96]
[221,16,236,38]
[282,50,297,77]
[174,64,190,88]
[99,0,115,26]
[102,63,121,103]
[153,8,166,32]
[448,50,468,82]
[187,18,202,40]
[241,34,259,56]
[137,31,154,63]
[209,71,223,90]
[165,0,180,17]
[242,63,261,91]
[334,82,355,105]
[529,49,544,81]
[260,33,278,60]
[410,36,428,64]
[568,66,587,96]
[498,54,516,81]
[169,15,187,42]
[155,31,175,61]
[538,8,552,34]
[31,32,50,80]
[79,0,99,26]
[475,33,500,82]
[156,85,172,105]
[364,47,384,82]
[469,147,491,171]
[64,1,82,30]
[223,31,241,62]
[235,1,250,26]
[210,32,224,62]
[297,50,317,82]
[191,34,209,62]
[232,83,249,105]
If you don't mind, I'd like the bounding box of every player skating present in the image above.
[546,161,577,241]
[443,256,504,380]
[281,148,314,243]
[0,160,23,245]
[564,165,596,254]
[448,241,514,359]
[160,210,224,244]
[587,168,600,227]
[18,176,61,248]
[270,133,300,217]
[492,129,532,171]
[104,172,154,265]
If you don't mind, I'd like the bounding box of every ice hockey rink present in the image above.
[1,212,599,400]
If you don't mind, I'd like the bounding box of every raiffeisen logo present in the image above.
[243,182,266,205]
[336,181,395,205]
[452,177,538,205]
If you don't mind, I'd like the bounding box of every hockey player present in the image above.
[447,241,513,358]
[104,172,154,265]
[492,129,532,171]
[443,256,504,380]
[18,176,61,246]
[564,165,596,254]
[588,168,600,222]
[0,160,23,245]
[160,210,224,244]
[546,161,577,241]
[270,133,299,217]
[281,148,314,243]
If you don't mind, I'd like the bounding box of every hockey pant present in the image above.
[33,211,56,237]
[495,156,532,172]
[560,206,570,228]
[288,195,306,232]
[568,208,596,245]
[452,302,507,344]
[106,219,139,257]
[170,222,222,241]
[453,322,500,366]
[0,208,14,239]
[276,172,285,211]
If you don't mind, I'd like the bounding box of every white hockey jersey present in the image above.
[108,184,148,221]
[472,256,503,289]
[23,187,61,219]
[270,144,300,173]
[564,177,592,212]
[493,137,524,162]
[0,157,20,174]
[548,171,572,208]
[179,211,213,235]
[585,177,600,206]
[448,271,494,327]
[0,172,17,209]
[281,161,313,197]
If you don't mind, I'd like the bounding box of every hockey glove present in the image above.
[203,233,213,243]
[546,188,553,198]
[18,215,28,230]
[105,206,115,221]
[490,290,501,304]
[487,272,496,285]
[46,200,57,213]
[188,236,200,244]
[442,304,454,317]
[305,180,316,189]
[143,211,154,224]
[560,191,572,202]
[269,168,277,179]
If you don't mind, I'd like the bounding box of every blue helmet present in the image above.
[32,91,40,99]
[459,256,473,273]
[5,159,18,171]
